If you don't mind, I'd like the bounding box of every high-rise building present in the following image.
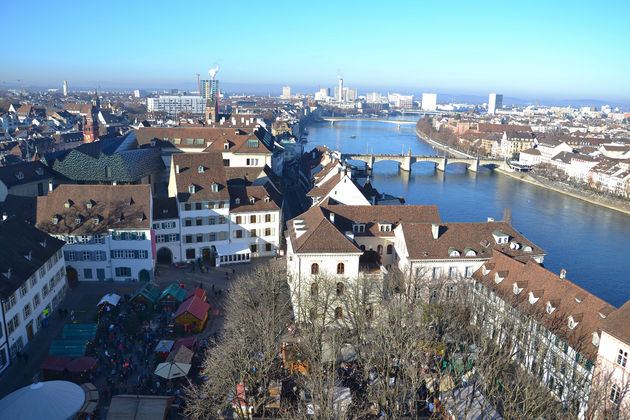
[344,87,357,102]
[147,96,206,115]
[421,93,437,111]
[366,92,383,103]
[282,86,291,99]
[62,80,68,97]
[389,93,413,109]
[200,79,219,99]
[319,87,330,97]
[337,77,343,102]
[488,93,503,115]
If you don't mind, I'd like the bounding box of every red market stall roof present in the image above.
[184,287,206,302]
[66,356,97,373]
[173,337,196,351]
[174,296,210,322]
[42,355,71,372]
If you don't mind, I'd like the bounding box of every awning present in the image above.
[214,242,250,257]
[97,293,121,307]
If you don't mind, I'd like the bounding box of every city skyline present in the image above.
[1,1,630,103]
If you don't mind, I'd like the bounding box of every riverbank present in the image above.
[414,128,630,216]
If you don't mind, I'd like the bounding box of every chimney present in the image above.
[176,164,180,174]
[329,212,335,224]
[48,180,53,193]
[431,223,440,240]
[560,269,566,279]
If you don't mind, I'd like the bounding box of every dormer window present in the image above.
[198,166,205,173]
[528,291,540,305]
[94,218,100,225]
[235,198,240,205]
[189,185,196,194]
[494,272,505,284]
[249,197,255,204]
[211,183,218,193]
[35,168,44,176]
[492,230,509,245]
[15,172,24,180]
[464,248,476,257]
[509,242,521,250]
[513,283,523,295]
[247,139,259,148]
[546,301,556,314]
[264,196,270,203]
[592,332,600,347]
[568,316,578,330]
[75,216,82,225]
[52,216,59,224]
[482,265,490,276]
[523,245,533,253]
[480,239,490,248]
[224,142,229,150]
[125,198,134,206]
[64,200,73,208]
[24,251,32,261]
[40,240,46,248]
[352,223,365,233]
[448,247,460,257]
[378,223,392,232]
[86,200,95,209]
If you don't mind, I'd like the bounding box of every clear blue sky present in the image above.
[2,0,629,101]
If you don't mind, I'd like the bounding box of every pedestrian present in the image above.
[212,284,215,291]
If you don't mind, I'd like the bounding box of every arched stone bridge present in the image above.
[341,153,507,172]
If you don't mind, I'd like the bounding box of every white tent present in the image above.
[97,293,121,307]
[0,380,85,420]
[154,361,191,380]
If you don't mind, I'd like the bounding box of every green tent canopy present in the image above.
[48,340,88,358]
[62,324,97,340]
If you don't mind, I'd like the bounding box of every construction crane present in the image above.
[195,73,200,95]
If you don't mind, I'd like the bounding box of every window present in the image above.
[196,234,203,243]
[617,349,628,368]
[265,243,272,252]
[115,267,131,277]
[7,314,20,334]
[23,303,32,319]
[335,307,343,320]
[235,230,243,239]
[336,282,344,296]
[448,267,457,279]
[196,218,203,226]
[32,293,40,308]
[610,384,621,405]
[311,263,319,275]
[250,229,257,238]
[337,263,345,275]
[377,245,383,255]
[265,214,272,223]
[432,267,441,279]
[311,283,318,297]
[185,218,192,227]
[211,183,219,192]
[429,289,438,303]
[186,249,195,259]
[82,251,91,261]
[387,245,393,255]
[42,285,49,298]
[184,203,191,211]
[189,185,195,194]
[29,275,37,288]
[185,235,193,243]
[465,266,474,278]
[250,244,258,253]
[446,285,455,298]
[249,215,257,224]
[19,283,28,298]
[84,269,93,279]
[235,216,242,224]
[195,203,202,210]
[265,228,272,236]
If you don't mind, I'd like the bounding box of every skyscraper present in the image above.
[282,86,291,99]
[63,80,68,97]
[200,79,219,99]
[337,76,343,102]
[421,93,437,111]
[488,93,503,115]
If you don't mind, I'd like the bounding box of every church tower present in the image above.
[82,116,99,143]
[205,95,219,124]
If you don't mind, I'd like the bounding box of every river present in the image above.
[305,119,630,308]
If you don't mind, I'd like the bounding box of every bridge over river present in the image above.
[322,117,418,127]
[341,153,508,172]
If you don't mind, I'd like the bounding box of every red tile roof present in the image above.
[174,295,210,322]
